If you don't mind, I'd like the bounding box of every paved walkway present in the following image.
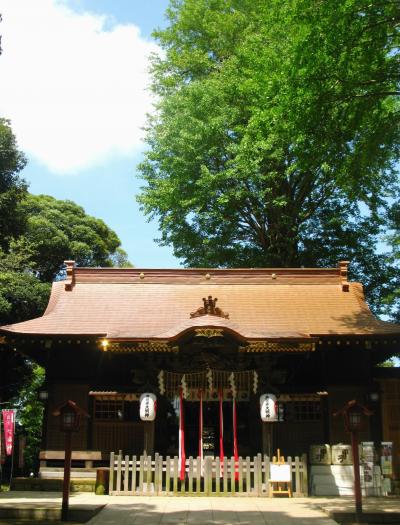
[0,492,399,524]
[85,496,338,525]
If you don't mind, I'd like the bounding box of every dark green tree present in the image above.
[18,194,130,281]
[382,203,400,321]
[11,363,45,475]
[0,245,50,414]
[0,118,28,249]
[138,0,399,312]
[0,122,132,467]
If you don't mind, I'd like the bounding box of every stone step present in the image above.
[39,467,97,479]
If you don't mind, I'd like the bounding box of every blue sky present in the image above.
[0,0,179,268]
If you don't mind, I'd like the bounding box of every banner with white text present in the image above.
[2,410,16,456]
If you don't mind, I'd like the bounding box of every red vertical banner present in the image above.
[219,389,224,463]
[2,409,16,456]
[198,390,203,461]
[233,399,239,480]
[178,388,186,481]
[0,411,2,464]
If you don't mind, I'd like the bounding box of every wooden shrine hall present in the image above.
[1,260,400,487]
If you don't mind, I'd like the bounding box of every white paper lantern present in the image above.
[260,394,278,422]
[140,393,157,421]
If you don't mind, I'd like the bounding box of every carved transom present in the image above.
[190,296,229,319]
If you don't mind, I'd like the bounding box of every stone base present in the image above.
[10,477,96,492]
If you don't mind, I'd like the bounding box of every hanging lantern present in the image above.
[259,394,278,422]
[139,393,157,421]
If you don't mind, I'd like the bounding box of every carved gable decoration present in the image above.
[190,296,229,319]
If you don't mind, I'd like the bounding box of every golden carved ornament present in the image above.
[194,328,224,338]
[239,342,315,353]
[105,342,178,353]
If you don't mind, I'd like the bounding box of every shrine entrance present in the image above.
[185,399,254,458]
[158,367,261,458]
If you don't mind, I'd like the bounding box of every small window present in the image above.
[277,401,321,422]
[94,399,124,420]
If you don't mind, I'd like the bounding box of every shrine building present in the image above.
[1,260,399,485]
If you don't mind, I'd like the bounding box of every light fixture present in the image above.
[38,390,49,401]
[53,399,89,433]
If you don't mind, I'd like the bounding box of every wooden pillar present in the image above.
[87,395,94,450]
[262,423,273,457]
[143,421,154,456]
[322,395,330,443]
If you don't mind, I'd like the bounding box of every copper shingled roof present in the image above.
[1,261,399,340]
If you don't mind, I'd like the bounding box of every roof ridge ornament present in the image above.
[64,260,76,291]
[190,295,229,319]
[339,260,350,292]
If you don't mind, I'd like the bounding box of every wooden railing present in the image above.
[109,453,308,496]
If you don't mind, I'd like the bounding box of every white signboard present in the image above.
[381,442,393,476]
[269,464,291,482]
[361,442,374,487]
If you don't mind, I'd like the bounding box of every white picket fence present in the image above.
[109,453,308,496]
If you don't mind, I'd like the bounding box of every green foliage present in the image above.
[0,118,28,249]
[382,202,400,321]
[0,120,132,464]
[0,270,50,325]
[0,245,50,402]
[377,359,396,368]
[11,363,45,474]
[138,0,399,313]
[18,194,130,281]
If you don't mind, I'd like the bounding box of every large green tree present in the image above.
[0,118,28,249]
[0,121,132,468]
[138,0,399,311]
[19,194,130,282]
[0,201,131,399]
[383,203,400,321]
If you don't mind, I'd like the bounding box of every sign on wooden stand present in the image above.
[269,449,292,497]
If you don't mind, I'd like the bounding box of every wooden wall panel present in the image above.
[272,421,324,457]
[328,386,370,444]
[93,422,144,456]
[379,379,400,479]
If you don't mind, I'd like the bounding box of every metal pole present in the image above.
[351,431,362,521]
[61,431,72,522]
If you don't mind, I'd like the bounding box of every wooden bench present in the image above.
[39,450,102,469]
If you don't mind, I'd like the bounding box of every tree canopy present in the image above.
[19,194,130,282]
[138,0,399,313]
[383,203,400,321]
[0,118,130,473]
[0,120,132,462]
[0,118,28,250]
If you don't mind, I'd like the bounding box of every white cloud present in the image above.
[0,0,159,174]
